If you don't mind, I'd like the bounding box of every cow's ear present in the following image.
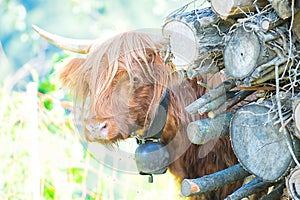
[59,57,86,89]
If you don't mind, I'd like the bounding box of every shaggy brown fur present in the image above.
[59,31,241,199]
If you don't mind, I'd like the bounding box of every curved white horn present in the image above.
[32,25,93,54]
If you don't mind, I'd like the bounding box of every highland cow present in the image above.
[33,26,241,199]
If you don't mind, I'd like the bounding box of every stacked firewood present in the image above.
[162,0,300,199]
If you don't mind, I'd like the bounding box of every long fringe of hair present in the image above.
[60,31,174,131]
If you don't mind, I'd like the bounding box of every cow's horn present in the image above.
[32,25,93,54]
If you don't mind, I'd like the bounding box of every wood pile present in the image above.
[162,0,300,199]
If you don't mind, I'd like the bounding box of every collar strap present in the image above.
[134,89,169,144]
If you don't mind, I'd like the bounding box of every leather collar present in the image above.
[133,89,169,144]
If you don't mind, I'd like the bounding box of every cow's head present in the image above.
[33,26,175,145]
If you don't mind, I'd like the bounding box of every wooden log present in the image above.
[230,103,293,181]
[224,27,276,80]
[224,177,272,200]
[287,167,300,199]
[162,7,217,69]
[261,18,272,31]
[224,27,260,79]
[186,54,221,78]
[295,100,300,133]
[198,91,236,114]
[260,182,285,200]
[185,79,236,114]
[268,0,300,19]
[181,164,250,197]
[208,90,254,118]
[251,64,285,85]
[293,98,300,139]
[187,113,232,145]
[247,46,288,86]
[211,0,269,19]
[292,97,300,142]
[293,11,300,40]
[236,8,284,32]
[250,56,286,80]
[256,7,289,32]
[162,7,233,70]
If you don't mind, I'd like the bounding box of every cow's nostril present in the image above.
[100,121,108,129]
[86,120,110,140]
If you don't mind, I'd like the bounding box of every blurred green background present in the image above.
[0,0,191,199]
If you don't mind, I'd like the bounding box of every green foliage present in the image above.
[52,53,70,64]
[0,53,181,200]
[44,99,54,110]
[39,81,56,94]
[39,53,68,94]
[43,180,56,200]
[69,167,84,183]
[0,0,192,199]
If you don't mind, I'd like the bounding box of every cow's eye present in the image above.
[148,53,153,61]
[133,77,139,82]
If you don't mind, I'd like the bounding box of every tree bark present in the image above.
[293,11,300,40]
[208,90,254,118]
[181,164,250,197]
[268,0,300,19]
[260,182,285,200]
[185,79,236,114]
[187,113,231,144]
[198,92,235,115]
[224,177,272,200]
[251,64,285,85]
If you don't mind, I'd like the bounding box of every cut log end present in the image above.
[181,164,249,197]
[181,180,200,197]
[162,20,197,69]
[211,0,268,18]
[295,103,300,132]
[187,122,202,144]
[230,103,293,181]
[187,113,231,144]
[261,19,271,31]
[211,0,237,18]
[208,111,217,119]
[224,27,261,79]
[287,167,300,199]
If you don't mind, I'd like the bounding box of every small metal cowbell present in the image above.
[135,141,170,175]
